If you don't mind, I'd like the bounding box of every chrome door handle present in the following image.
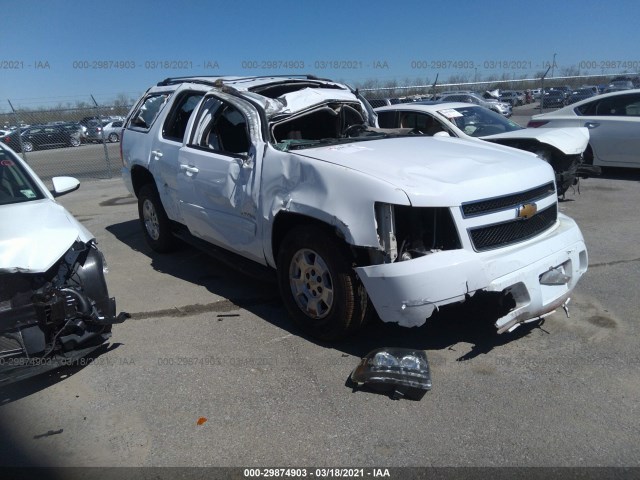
[180,164,199,175]
[584,122,600,129]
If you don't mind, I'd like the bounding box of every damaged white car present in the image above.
[121,76,588,341]
[376,102,599,195]
[0,144,127,384]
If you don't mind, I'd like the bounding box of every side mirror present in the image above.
[51,176,80,197]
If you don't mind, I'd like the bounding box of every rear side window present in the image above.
[376,111,397,128]
[162,92,204,142]
[128,93,170,131]
[576,93,640,116]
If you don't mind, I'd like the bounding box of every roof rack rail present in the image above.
[156,74,332,87]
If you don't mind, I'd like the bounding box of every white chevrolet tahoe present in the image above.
[121,75,588,340]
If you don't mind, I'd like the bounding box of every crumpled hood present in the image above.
[295,136,555,206]
[0,200,93,273]
[482,127,589,155]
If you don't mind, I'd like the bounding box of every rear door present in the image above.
[150,87,207,220]
[579,92,640,166]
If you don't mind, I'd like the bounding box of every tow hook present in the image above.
[562,298,571,318]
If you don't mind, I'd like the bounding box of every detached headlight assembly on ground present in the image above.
[350,348,432,400]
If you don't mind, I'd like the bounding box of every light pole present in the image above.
[474,67,478,83]
[551,53,557,78]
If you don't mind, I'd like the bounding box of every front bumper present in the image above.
[355,214,587,332]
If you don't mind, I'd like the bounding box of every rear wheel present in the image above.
[137,183,176,253]
[108,133,119,143]
[277,225,369,341]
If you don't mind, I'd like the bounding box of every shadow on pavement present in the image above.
[106,219,546,363]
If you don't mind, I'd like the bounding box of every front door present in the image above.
[177,95,262,261]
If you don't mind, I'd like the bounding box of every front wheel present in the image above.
[22,141,34,152]
[70,137,81,147]
[277,225,369,341]
[137,183,176,253]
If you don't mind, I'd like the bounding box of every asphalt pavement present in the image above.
[1,115,639,474]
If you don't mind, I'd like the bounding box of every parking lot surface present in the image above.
[1,129,639,470]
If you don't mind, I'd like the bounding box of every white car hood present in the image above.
[482,127,589,155]
[296,136,554,206]
[0,200,93,273]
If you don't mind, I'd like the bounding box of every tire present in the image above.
[22,141,34,152]
[137,183,176,253]
[583,144,594,165]
[277,225,369,341]
[70,137,81,147]
[108,133,119,143]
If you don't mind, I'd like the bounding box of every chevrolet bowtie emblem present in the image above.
[518,203,538,219]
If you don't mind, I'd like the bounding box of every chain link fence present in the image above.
[358,73,639,113]
[0,96,133,183]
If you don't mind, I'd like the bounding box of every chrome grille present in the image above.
[461,182,556,217]
[469,204,557,251]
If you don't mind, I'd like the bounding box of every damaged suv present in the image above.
[121,75,588,341]
[0,144,127,384]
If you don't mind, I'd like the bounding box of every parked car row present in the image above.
[368,92,513,117]
[0,119,123,152]
[0,123,83,153]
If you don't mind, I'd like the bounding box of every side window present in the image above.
[575,100,598,116]
[376,111,397,128]
[399,112,446,134]
[129,93,170,131]
[625,99,640,116]
[190,97,250,156]
[162,92,204,141]
[592,94,640,116]
[399,112,427,129]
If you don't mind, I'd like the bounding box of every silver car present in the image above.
[528,89,640,168]
[85,119,124,143]
[102,120,124,142]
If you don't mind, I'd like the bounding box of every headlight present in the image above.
[350,348,432,400]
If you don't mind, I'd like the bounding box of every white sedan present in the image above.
[528,89,640,169]
[0,143,127,384]
[375,102,591,195]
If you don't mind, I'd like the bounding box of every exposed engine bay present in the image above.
[0,240,128,384]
